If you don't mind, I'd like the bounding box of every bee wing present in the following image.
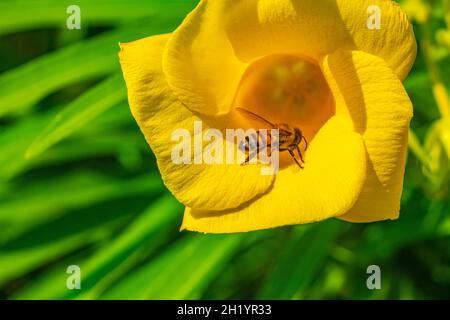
[236,107,276,128]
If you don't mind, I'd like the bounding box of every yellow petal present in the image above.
[164,0,416,117]
[182,116,366,233]
[321,50,413,222]
[163,0,246,115]
[119,34,274,211]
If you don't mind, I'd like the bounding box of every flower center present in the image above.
[233,54,335,148]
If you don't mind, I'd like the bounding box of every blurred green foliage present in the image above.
[0,0,449,300]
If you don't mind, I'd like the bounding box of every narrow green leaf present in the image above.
[0,0,198,35]
[8,196,181,299]
[29,131,148,170]
[60,196,183,299]
[0,179,164,288]
[0,19,180,117]
[355,199,450,259]
[257,220,342,299]
[25,73,125,159]
[102,233,244,299]
[0,110,56,180]
[0,103,140,181]
[0,220,118,287]
[10,247,94,300]
[0,172,163,229]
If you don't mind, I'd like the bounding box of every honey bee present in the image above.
[237,107,308,169]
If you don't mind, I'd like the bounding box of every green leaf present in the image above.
[63,195,183,299]
[404,61,450,122]
[257,220,343,299]
[353,190,450,262]
[25,73,126,159]
[8,195,181,299]
[0,218,120,287]
[0,110,56,180]
[0,175,165,288]
[0,19,181,117]
[0,0,198,35]
[10,247,95,300]
[423,119,450,195]
[355,199,450,260]
[30,131,148,170]
[0,171,163,230]
[0,103,142,181]
[102,233,244,299]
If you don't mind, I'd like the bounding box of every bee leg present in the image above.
[296,145,305,164]
[241,154,250,166]
[302,136,308,151]
[241,152,250,165]
[244,136,251,151]
[241,150,257,166]
[240,136,252,165]
[289,149,304,169]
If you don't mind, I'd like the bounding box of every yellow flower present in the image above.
[119,0,416,233]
